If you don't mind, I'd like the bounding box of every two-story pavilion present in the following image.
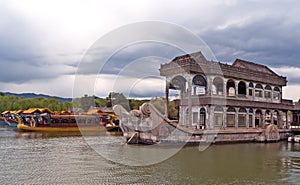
[160,51,294,130]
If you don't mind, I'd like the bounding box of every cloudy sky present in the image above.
[1,0,300,100]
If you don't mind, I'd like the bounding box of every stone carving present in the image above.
[113,103,174,144]
[264,124,280,142]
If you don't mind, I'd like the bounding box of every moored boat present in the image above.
[16,114,106,132]
[0,117,7,126]
[5,117,18,128]
[288,135,300,143]
[86,108,121,132]
[101,113,121,132]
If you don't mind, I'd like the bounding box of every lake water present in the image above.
[1,126,300,185]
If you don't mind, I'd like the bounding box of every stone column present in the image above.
[253,108,257,128]
[206,76,211,96]
[223,109,227,129]
[235,81,239,97]
[262,109,266,128]
[209,106,215,129]
[246,85,249,98]
[165,81,169,118]
[224,79,227,97]
[246,108,250,128]
[271,110,274,125]
[235,107,239,128]
[285,111,289,129]
[206,106,210,129]
[271,89,274,102]
[279,111,284,129]
[252,113,255,128]
[187,79,192,127]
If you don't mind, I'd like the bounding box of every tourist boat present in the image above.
[101,113,121,132]
[86,109,121,132]
[5,117,18,128]
[16,114,106,132]
[0,117,7,126]
[288,135,300,143]
[105,123,121,132]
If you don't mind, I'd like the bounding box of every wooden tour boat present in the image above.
[16,114,106,132]
[0,117,7,126]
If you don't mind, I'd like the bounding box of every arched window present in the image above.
[170,75,186,91]
[255,84,263,89]
[226,106,236,127]
[215,106,224,112]
[265,110,271,124]
[238,81,247,96]
[214,106,224,128]
[265,85,272,90]
[248,82,254,96]
[226,79,236,96]
[265,85,272,99]
[274,87,280,92]
[255,84,263,97]
[255,109,263,128]
[192,75,207,86]
[273,87,281,100]
[238,107,247,127]
[239,107,247,113]
[227,106,236,113]
[249,108,254,113]
[199,108,206,129]
[192,75,207,95]
[213,77,224,95]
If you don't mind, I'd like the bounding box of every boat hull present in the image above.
[105,125,121,132]
[0,117,7,126]
[17,124,105,132]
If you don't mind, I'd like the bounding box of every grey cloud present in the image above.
[0,6,44,64]
[0,59,74,83]
[78,42,185,76]
[196,2,300,67]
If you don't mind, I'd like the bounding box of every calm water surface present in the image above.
[1,126,300,185]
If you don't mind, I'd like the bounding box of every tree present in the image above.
[95,97,108,107]
[129,99,148,110]
[62,102,73,111]
[150,97,179,120]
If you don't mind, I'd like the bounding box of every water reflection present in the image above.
[1,129,300,184]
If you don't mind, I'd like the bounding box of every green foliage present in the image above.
[95,97,108,107]
[150,97,166,114]
[168,100,179,120]
[0,92,4,96]
[0,92,179,120]
[0,95,73,113]
[150,97,179,120]
[129,99,148,110]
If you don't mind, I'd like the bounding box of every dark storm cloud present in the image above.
[0,58,74,83]
[0,5,78,83]
[99,43,184,75]
[0,6,43,64]
[196,1,300,68]
[0,6,55,82]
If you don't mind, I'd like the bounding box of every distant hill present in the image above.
[3,92,72,102]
